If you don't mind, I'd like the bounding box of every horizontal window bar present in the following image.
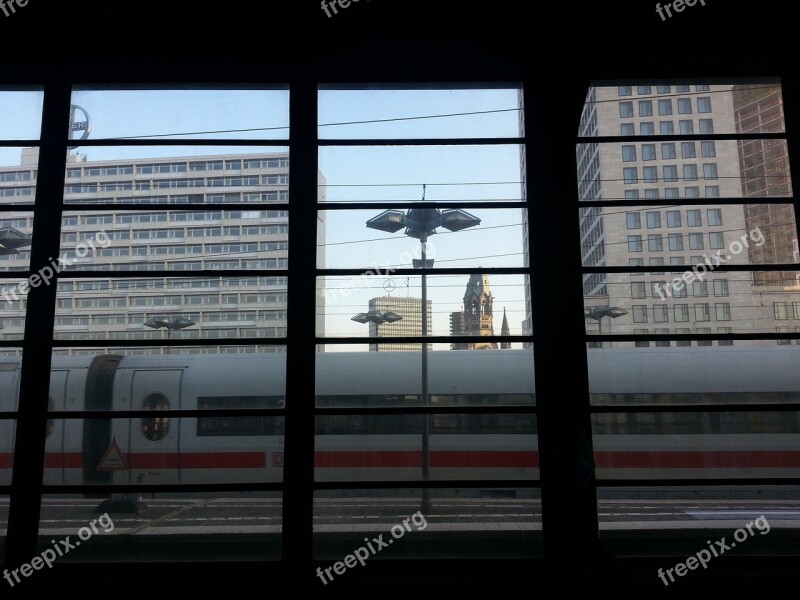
[50,337,287,347]
[591,403,800,413]
[579,198,797,208]
[317,137,524,146]
[578,132,787,144]
[316,335,531,344]
[60,203,291,212]
[53,139,294,147]
[315,406,538,416]
[597,478,800,486]
[313,480,542,490]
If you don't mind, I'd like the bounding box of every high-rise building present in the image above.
[734,83,796,286]
[578,84,753,346]
[0,148,326,354]
[365,295,432,351]
[450,273,498,349]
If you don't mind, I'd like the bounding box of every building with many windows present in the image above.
[577,84,791,346]
[0,148,326,353]
[734,83,797,286]
[365,295,432,351]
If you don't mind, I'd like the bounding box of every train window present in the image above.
[141,393,171,441]
[315,414,538,435]
[197,396,285,436]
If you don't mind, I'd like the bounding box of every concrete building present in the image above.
[733,83,796,287]
[365,295,432,351]
[0,148,326,354]
[578,84,754,346]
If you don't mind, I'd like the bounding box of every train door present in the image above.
[82,356,121,485]
[45,370,68,485]
[127,369,182,485]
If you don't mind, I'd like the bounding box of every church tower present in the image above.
[450,273,498,350]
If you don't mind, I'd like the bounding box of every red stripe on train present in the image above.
[22,452,265,469]
[594,450,800,468]
[1,450,799,470]
[45,453,83,468]
[125,452,267,469]
[314,451,540,468]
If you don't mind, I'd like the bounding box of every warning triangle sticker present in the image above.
[97,439,128,471]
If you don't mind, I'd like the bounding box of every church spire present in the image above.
[500,307,510,349]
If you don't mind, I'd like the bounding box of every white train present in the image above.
[0,346,798,486]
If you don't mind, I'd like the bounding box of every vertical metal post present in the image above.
[420,232,431,513]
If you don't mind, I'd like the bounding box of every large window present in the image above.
[578,79,800,563]
[316,85,536,558]
[2,67,798,587]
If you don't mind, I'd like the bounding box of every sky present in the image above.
[0,87,529,344]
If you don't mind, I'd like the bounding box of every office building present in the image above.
[366,295,432,351]
[0,148,325,354]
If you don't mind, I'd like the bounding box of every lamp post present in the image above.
[352,309,403,327]
[0,227,32,255]
[366,206,481,512]
[584,306,628,348]
[352,309,403,351]
[143,316,196,353]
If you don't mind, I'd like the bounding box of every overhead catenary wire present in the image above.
[114,108,524,140]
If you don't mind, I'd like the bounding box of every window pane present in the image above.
[0,421,14,485]
[315,412,537,482]
[70,88,289,140]
[622,145,636,162]
[314,489,541,559]
[54,279,288,341]
[320,145,524,203]
[0,147,39,206]
[318,87,524,139]
[0,89,43,139]
[594,411,800,478]
[580,82,783,137]
[598,487,797,556]
[0,211,33,272]
[39,492,281,561]
[585,272,800,338]
[319,208,524,269]
[318,275,530,340]
[59,213,289,271]
[64,147,290,205]
[0,494,6,561]
[316,345,535,407]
